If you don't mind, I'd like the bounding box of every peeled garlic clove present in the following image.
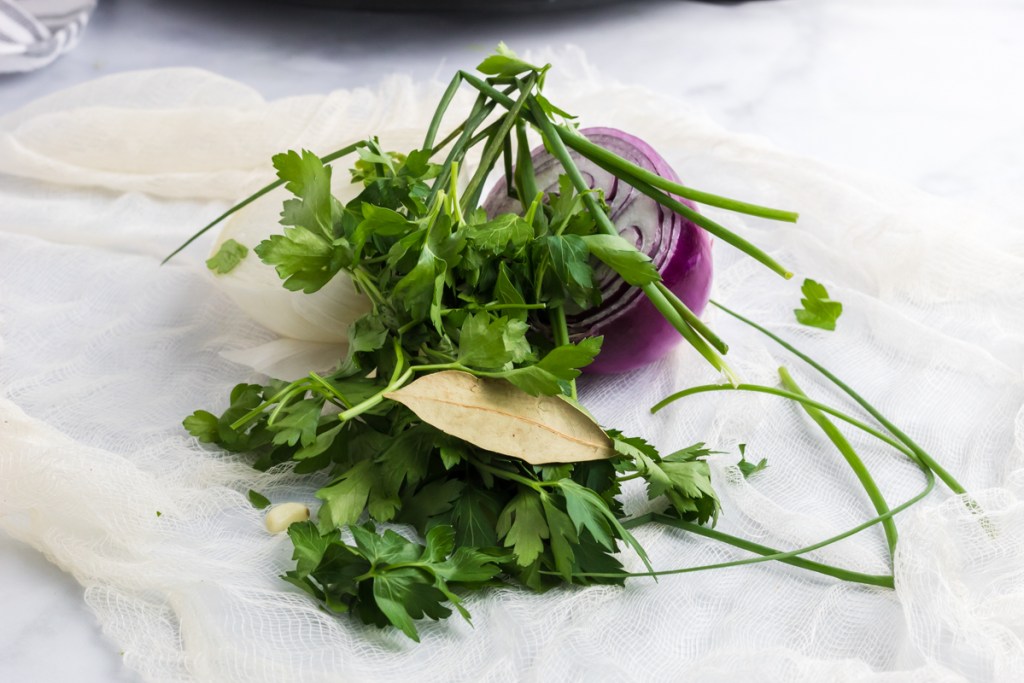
[265,502,310,534]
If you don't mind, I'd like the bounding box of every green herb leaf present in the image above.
[353,203,416,257]
[466,213,533,254]
[286,520,334,577]
[496,490,549,566]
[457,313,532,370]
[273,149,337,235]
[581,234,660,286]
[270,398,324,448]
[205,239,249,274]
[315,460,376,530]
[476,42,542,78]
[248,489,272,510]
[183,410,219,443]
[737,443,768,478]
[450,486,503,548]
[540,494,578,582]
[501,337,602,396]
[544,234,595,307]
[254,226,350,293]
[794,278,843,331]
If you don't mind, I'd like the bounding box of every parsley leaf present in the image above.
[466,213,533,254]
[501,337,602,396]
[614,434,720,526]
[247,489,272,510]
[794,278,843,331]
[581,234,660,286]
[183,410,219,443]
[254,226,350,293]
[450,486,503,548]
[737,443,768,478]
[287,522,507,641]
[205,239,248,274]
[496,491,549,566]
[315,460,376,530]
[270,398,324,448]
[544,234,596,308]
[273,149,338,235]
[353,203,416,258]
[476,42,543,78]
[457,313,532,370]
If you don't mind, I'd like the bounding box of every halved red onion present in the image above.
[483,127,713,374]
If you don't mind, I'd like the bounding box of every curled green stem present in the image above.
[710,300,966,494]
[778,367,898,560]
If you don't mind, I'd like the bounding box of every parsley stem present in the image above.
[267,386,309,426]
[162,141,367,264]
[778,367,898,560]
[337,367,413,422]
[409,362,460,373]
[352,267,386,309]
[230,378,312,431]
[418,345,456,364]
[448,160,466,226]
[549,305,577,400]
[471,460,544,491]
[308,371,352,409]
[710,300,965,494]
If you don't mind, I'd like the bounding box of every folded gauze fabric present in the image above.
[0,0,94,73]
[0,55,1023,683]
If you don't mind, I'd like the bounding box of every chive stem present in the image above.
[778,367,898,559]
[162,141,367,264]
[654,282,729,355]
[710,300,966,494]
[585,154,792,280]
[561,130,799,223]
[422,72,465,151]
[652,383,919,463]
[462,73,537,214]
[523,94,734,381]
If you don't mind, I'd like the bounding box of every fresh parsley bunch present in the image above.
[184,136,722,639]
[178,46,950,641]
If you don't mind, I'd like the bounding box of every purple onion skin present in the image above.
[483,127,713,374]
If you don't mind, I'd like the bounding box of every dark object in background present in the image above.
[286,0,624,11]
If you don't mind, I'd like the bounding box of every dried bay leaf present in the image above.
[385,371,614,465]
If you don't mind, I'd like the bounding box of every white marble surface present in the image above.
[1,0,1022,681]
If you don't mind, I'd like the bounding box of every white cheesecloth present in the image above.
[1,53,1022,682]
